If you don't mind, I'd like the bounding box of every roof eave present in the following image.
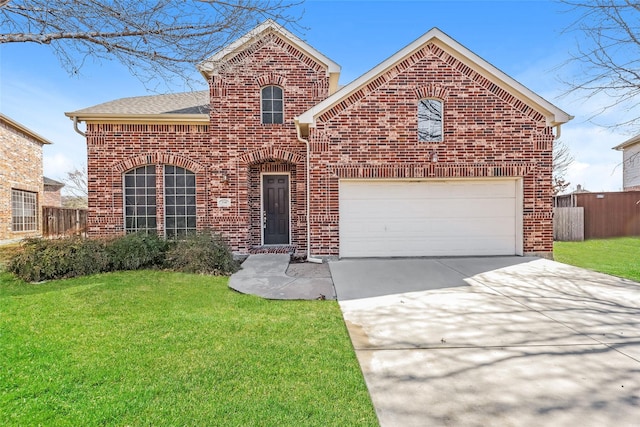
[613,134,640,150]
[65,112,209,124]
[197,19,341,80]
[0,113,53,145]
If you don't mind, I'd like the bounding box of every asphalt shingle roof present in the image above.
[69,91,209,116]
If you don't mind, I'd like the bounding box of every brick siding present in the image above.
[0,120,44,241]
[307,43,554,256]
[85,32,555,257]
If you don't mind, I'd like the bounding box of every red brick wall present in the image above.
[86,35,554,257]
[85,32,329,256]
[0,120,44,241]
[307,43,554,257]
[206,32,329,254]
[85,125,211,236]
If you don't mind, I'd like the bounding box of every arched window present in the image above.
[124,165,157,233]
[418,98,443,142]
[261,85,283,124]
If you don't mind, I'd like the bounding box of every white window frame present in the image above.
[11,188,38,232]
[418,98,443,142]
[261,85,284,124]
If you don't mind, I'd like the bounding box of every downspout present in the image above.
[295,118,323,264]
[554,124,561,140]
[72,116,86,137]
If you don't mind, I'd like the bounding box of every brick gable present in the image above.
[307,42,554,255]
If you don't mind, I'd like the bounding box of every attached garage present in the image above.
[339,178,523,257]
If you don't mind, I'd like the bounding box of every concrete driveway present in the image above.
[329,257,640,427]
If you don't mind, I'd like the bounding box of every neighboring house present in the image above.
[613,135,640,191]
[43,177,65,207]
[66,21,571,259]
[0,113,51,242]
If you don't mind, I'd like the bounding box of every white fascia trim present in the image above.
[197,19,341,78]
[65,113,209,124]
[613,134,640,150]
[0,113,53,145]
[298,27,572,127]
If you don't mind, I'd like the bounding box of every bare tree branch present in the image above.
[553,139,574,195]
[558,0,640,132]
[0,0,303,88]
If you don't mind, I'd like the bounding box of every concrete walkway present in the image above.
[330,257,640,426]
[228,254,335,300]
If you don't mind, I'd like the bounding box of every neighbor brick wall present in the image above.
[43,187,63,207]
[0,120,44,241]
[307,42,555,256]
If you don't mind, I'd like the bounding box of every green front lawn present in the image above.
[554,237,640,282]
[0,270,376,426]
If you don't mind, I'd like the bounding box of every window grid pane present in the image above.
[164,165,196,238]
[123,166,157,233]
[418,99,443,142]
[12,189,38,232]
[261,85,284,124]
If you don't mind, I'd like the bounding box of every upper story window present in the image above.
[12,189,38,232]
[261,85,283,124]
[418,98,443,142]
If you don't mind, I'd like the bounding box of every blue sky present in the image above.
[0,0,635,192]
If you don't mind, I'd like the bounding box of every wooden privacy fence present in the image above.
[42,207,87,238]
[554,191,640,240]
[553,207,584,241]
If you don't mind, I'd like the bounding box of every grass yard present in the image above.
[554,237,640,282]
[0,270,377,426]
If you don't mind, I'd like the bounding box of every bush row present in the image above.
[7,231,240,282]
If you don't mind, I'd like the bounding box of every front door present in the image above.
[262,174,290,244]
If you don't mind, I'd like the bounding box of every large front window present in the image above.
[124,165,157,233]
[261,85,284,124]
[12,189,38,232]
[123,165,197,237]
[418,98,443,142]
[164,165,196,238]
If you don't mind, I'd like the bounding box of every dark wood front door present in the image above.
[263,175,289,244]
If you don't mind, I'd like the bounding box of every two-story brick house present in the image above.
[66,21,571,259]
[0,113,52,243]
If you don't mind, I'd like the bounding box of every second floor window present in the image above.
[418,98,443,142]
[261,85,283,124]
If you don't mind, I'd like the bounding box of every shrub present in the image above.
[7,230,237,282]
[165,231,239,275]
[106,232,169,271]
[7,236,109,282]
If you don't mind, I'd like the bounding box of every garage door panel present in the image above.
[341,217,515,238]
[339,179,520,257]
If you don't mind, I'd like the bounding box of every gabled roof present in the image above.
[297,27,572,129]
[44,177,65,189]
[197,19,341,94]
[65,91,209,123]
[0,113,53,145]
[613,134,640,150]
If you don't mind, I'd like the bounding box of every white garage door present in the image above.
[339,179,522,257]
